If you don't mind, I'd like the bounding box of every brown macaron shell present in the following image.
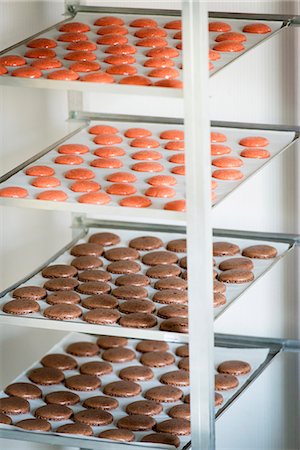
[155,418,191,436]
[242,244,277,259]
[160,370,189,386]
[83,396,119,410]
[0,413,12,425]
[117,414,156,431]
[66,341,99,357]
[4,382,42,400]
[80,361,113,376]
[213,241,240,256]
[88,232,121,246]
[3,299,40,315]
[141,432,180,447]
[102,347,136,363]
[34,404,73,421]
[217,360,251,375]
[119,312,157,328]
[64,374,101,391]
[81,294,118,310]
[215,373,239,391]
[45,391,80,406]
[219,257,254,271]
[16,418,51,431]
[12,286,47,300]
[97,335,128,349]
[168,403,190,420]
[41,353,77,370]
[118,299,155,315]
[129,236,163,250]
[56,423,93,435]
[0,397,30,415]
[126,400,163,416]
[140,351,175,368]
[136,340,169,353]
[218,269,254,284]
[144,386,183,403]
[103,381,142,397]
[98,428,135,442]
[42,264,78,278]
[119,366,154,381]
[28,367,64,385]
[74,408,113,426]
[43,304,82,320]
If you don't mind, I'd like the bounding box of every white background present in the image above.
[0,1,299,449]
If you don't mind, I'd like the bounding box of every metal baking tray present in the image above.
[0,6,297,96]
[0,221,296,343]
[0,331,280,450]
[0,113,298,226]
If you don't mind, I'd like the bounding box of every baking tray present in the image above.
[0,331,276,450]
[0,223,295,343]
[0,7,294,96]
[0,113,298,226]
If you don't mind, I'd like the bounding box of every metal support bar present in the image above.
[213,228,300,245]
[183,1,215,449]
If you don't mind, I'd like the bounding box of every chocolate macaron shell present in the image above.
[168,404,190,420]
[242,244,277,259]
[0,397,30,415]
[129,236,163,251]
[141,432,180,447]
[103,381,142,397]
[157,304,188,319]
[43,278,79,291]
[96,335,128,349]
[215,392,223,406]
[179,256,187,269]
[115,274,150,287]
[45,391,80,406]
[140,351,175,368]
[144,386,183,403]
[112,285,148,299]
[76,281,111,295]
[104,247,140,261]
[70,243,104,257]
[71,255,103,270]
[146,264,181,279]
[218,269,254,284]
[74,409,113,426]
[136,340,169,353]
[154,277,187,291]
[28,367,64,385]
[102,347,136,363]
[80,361,113,376]
[160,370,189,386]
[83,308,121,324]
[42,264,78,278]
[153,289,187,305]
[117,414,156,431]
[88,232,121,246]
[66,341,99,356]
[81,294,118,310]
[3,299,40,315]
[64,374,101,391]
[217,360,251,375]
[142,251,178,266]
[83,396,119,410]
[175,345,189,357]
[46,291,81,305]
[178,357,189,371]
[41,353,77,370]
[35,404,73,421]
[16,418,51,431]
[43,304,82,320]
[119,312,157,328]
[56,423,93,435]
[166,239,187,253]
[126,400,163,416]
[155,418,191,436]
[78,269,112,282]
[213,292,226,307]
[12,286,47,300]
[184,394,190,404]
[107,260,141,274]
[160,318,189,333]
[5,382,42,399]
[215,373,239,390]
[213,280,226,294]
[0,413,12,425]
[219,257,254,271]
[118,299,155,315]
[119,366,154,381]
[213,241,240,256]
[98,428,135,442]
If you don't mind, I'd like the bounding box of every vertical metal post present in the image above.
[182,1,215,449]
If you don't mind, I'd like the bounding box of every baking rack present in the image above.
[0,330,296,450]
[1,1,300,450]
[0,220,297,343]
[0,5,299,95]
[0,112,298,226]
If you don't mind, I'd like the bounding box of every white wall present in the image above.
[0,1,299,449]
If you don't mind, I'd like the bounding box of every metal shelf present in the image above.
[0,221,296,343]
[0,331,288,450]
[0,113,298,226]
[0,6,298,97]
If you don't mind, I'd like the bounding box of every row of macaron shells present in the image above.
[3,233,190,333]
[0,17,184,87]
[3,233,278,326]
[0,124,272,210]
[0,336,251,446]
[0,17,272,84]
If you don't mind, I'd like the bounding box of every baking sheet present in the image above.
[0,119,296,210]
[0,11,284,87]
[0,227,292,341]
[0,332,270,449]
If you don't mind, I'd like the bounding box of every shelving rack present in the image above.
[0,1,300,450]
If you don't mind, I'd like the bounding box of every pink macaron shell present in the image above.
[0,186,28,198]
[119,196,152,208]
[78,192,111,204]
